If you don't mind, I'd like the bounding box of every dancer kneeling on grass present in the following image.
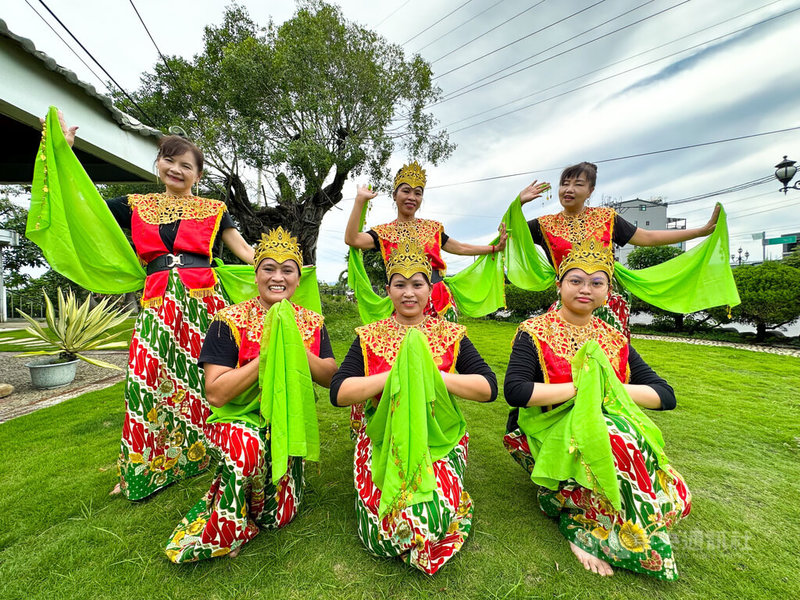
[166,228,337,563]
[502,243,691,580]
[330,239,498,574]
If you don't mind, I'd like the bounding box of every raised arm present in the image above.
[628,204,720,247]
[344,184,379,250]
[221,228,255,264]
[41,110,78,148]
[518,181,551,206]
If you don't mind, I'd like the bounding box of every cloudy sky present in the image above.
[4,0,800,280]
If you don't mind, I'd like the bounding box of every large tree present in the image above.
[114,1,453,263]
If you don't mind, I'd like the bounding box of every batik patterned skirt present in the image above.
[504,413,691,580]
[353,422,473,575]
[165,420,304,563]
[118,270,226,500]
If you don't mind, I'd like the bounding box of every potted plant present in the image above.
[16,288,133,389]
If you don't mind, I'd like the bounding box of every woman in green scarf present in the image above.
[502,246,691,580]
[165,227,337,563]
[329,239,497,574]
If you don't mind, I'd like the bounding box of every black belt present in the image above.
[146,252,212,275]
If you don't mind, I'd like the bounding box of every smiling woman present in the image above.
[32,110,257,502]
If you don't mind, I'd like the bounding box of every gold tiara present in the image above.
[558,236,614,280]
[254,226,303,269]
[393,161,426,191]
[386,238,432,281]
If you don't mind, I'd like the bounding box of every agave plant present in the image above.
[16,288,133,370]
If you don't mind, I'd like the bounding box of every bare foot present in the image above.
[109,483,122,496]
[229,547,240,558]
[569,542,614,576]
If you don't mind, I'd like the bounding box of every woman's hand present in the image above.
[698,203,721,237]
[355,184,378,205]
[494,222,508,252]
[519,180,550,205]
[40,110,78,147]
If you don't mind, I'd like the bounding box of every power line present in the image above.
[402,0,473,46]
[435,0,692,105]
[375,1,413,28]
[127,0,179,79]
[413,0,506,54]
[665,177,774,206]
[438,0,783,131]
[446,4,800,135]
[430,1,546,64]
[434,0,608,80]
[23,0,109,92]
[426,124,800,190]
[36,0,156,126]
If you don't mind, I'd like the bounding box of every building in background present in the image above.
[609,198,686,266]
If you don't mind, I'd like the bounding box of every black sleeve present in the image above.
[106,196,132,229]
[614,213,638,247]
[318,325,335,359]
[441,231,450,247]
[219,211,235,231]
[366,230,381,251]
[454,336,497,401]
[503,330,544,432]
[628,345,676,410]
[329,337,364,406]
[198,320,239,369]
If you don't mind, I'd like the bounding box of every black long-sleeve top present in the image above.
[106,195,235,254]
[503,330,675,432]
[329,335,497,406]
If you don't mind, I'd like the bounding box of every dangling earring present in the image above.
[194,180,199,196]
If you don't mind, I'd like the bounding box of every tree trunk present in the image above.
[756,321,766,342]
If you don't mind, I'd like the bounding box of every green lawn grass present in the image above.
[1,308,798,599]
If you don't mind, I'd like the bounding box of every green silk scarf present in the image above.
[517,339,668,511]
[502,196,740,312]
[258,299,319,483]
[366,328,467,519]
[27,106,147,293]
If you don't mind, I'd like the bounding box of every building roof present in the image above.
[0,18,160,183]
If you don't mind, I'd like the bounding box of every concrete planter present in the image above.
[25,357,79,389]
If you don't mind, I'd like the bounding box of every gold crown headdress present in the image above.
[393,161,427,191]
[386,238,432,281]
[254,226,303,270]
[557,236,614,280]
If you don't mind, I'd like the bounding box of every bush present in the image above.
[504,284,557,319]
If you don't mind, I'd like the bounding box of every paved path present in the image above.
[631,334,800,357]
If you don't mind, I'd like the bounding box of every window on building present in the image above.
[634,220,638,226]
[646,220,650,226]
[639,205,647,211]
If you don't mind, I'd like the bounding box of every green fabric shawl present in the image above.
[348,202,507,324]
[214,261,322,313]
[258,299,319,483]
[27,106,147,293]
[517,339,668,512]
[366,327,467,519]
[502,195,740,312]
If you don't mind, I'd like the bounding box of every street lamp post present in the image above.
[775,156,800,193]
[731,247,749,266]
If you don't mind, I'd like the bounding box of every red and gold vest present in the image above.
[372,218,454,316]
[128,193,227,307]
[213,298,323,368]
[518,311,629,385]
[538,207,615,275]
[349,316,466,435]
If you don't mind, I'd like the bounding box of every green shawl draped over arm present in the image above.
[258,299,319,483]
[502,196,557,290]
[26,106,146,293]
[214,261,322,313]
[517,340,668,512]
[365,328,467,519]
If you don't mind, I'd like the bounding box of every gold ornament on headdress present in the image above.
[393,161,427,191]
[386,238,432,281]
[254,226,303,269]
[558,236,614,280]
